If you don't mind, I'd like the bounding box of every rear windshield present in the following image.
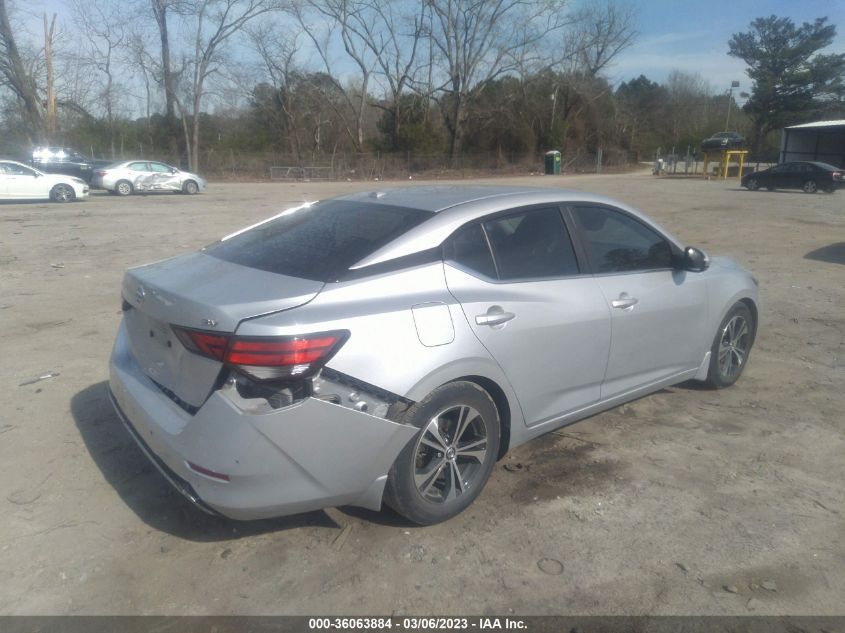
[204,200,433,282]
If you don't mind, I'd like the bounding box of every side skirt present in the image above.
[510,367,701,450]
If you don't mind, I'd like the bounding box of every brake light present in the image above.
[172,327,348,380]
[95,170,108,177]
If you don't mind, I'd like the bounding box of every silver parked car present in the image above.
[109,186,758,524]
[0,159,89,202]
[92,160,206,196]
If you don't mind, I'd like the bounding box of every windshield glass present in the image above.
[204,200,433,282]
[810,162,840,171]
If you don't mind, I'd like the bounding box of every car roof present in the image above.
[337,185,629,214]
[342,185,684,269]
[808,161,840,170]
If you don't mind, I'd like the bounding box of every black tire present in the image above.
[745,178,759,191]
[384,381,500,525]
[706,302,756,389]
[115,180,133,196]
[802,179,818,194]
[823,185,835,194]
[50,183,75,203]
[182,180,199,194]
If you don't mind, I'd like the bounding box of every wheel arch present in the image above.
[447,375,512,460]
[738,297,759,342]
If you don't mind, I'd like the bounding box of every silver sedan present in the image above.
[92,160,206,196]
[108,186,758,524]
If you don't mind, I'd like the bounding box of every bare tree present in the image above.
[424,0,567,159]
[338,0,431,152]
[249,23,305,157]
[151,0,177,120]
[289,0,379,151]
[72,0,126,154]
[573,0,637,78]
[180,0,280,170]
[126,28,158,126]
[42,13,57,137]
[0,0,46,141]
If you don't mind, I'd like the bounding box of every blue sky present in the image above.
[609,0,845,94]
[15,0,845,104]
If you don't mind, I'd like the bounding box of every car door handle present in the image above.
[611,294,638,310]
[475,310,516,327]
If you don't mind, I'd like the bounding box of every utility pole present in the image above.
[725,80,740,130]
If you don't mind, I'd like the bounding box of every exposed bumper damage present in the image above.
[108,322,417,520]
[132,172,186,192]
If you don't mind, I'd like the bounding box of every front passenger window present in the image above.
[572,206,673,273]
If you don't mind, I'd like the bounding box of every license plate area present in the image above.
[124,308,223,408]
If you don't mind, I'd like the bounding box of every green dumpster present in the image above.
[544,150,561,175]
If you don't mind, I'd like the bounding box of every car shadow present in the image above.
[71,382,340,541]
[337,504,417,528]
[805,242,845,265]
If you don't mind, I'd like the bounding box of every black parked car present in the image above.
[30,147,94,183]
[742,161,843,194]
[701,131,745,151]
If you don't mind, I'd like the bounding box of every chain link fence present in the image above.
[187,148,637,181]
[86,147,636,181]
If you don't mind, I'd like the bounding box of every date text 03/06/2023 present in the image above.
[308,617,528,630]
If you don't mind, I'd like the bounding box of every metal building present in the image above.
[780,120,845,167]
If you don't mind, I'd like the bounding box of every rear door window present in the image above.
[484,207,579,280]
[446,207,580,281]
[572,205,673,273]
[205,200,433,282]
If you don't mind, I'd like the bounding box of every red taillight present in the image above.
[226,336,340,367]
[172,327,347,380]
[95,170,108,177]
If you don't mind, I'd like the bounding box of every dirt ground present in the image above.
[1,171,843,616]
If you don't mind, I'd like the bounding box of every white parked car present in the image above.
[92,160,206,196]
[0,159,89,202]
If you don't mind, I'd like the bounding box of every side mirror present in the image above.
[683,246,710,272]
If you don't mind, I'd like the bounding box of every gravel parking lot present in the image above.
[1,171,843,615]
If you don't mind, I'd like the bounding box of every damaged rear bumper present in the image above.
[108,322,417,520]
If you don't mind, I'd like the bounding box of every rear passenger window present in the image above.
[484,207,579,280]
[572,205,673,273]
[449,223,497,279]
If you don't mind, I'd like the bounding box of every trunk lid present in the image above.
[121,251,324,407]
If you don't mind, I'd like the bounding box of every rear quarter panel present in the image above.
[235,262,527,431]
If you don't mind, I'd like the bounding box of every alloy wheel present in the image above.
[412,405,488,503]
[53,184,73,202]
[718,315,750,380]
[803,180,817,193]
[746,178,758,191]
